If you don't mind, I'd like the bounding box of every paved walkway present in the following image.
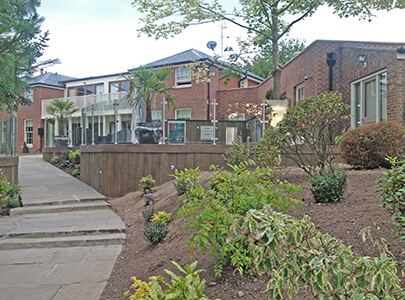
[0,155,126,300]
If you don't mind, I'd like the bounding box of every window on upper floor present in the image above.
[229,113,245,121]
[295,83,305,102]
[152,110,162,123]
[109,81,129,93]
[176,108,191,120]
[176,68,191,86]
[24,119,33,147]
[351,70,387,128]
[26,89,33,103]
[68,83,105,97]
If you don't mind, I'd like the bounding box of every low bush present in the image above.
[340,121,405,169]
[143,193,155,206]
[68,149,81,165]
[50,155,60,165]
[222,135,250,166]
[170,168,201,199]
[177,162,301,276]
[124,261,215,299]
[139,175,155,194]
[376,156,405,238]
[227,206,405,299]
[151,211,172,225]
[143,222,167,245]
[307,164,347,203]
[142,206,155,222]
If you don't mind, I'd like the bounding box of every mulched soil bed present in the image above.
[101,167,405,300]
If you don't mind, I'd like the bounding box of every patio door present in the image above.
[351,70,387,128]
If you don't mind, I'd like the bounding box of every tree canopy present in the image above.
[45,98,79,135]
[0,0,57,110]
[131,0,404,100]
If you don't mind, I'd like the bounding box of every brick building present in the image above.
[4,41,405,152]
[257,40,405,128]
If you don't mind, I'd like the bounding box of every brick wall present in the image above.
[16,86,64,153]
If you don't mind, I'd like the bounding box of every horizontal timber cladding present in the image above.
[0,156,18,185]
[80,144,230,197]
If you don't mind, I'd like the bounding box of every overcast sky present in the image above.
[37,1,404,79]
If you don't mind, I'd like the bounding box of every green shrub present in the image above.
[151,211,172,225]
[227,206,405,299]
[50,155,60,165]
[307,164,347,203]
[142,205,155,222]
[376,156,405,238]
[177,162,301,276]
[124,261,216,299]
[170,168,202,202]
[254,92,350,173]
[7,194,20,208]
[222,135,250,166]
[144,222,167,244]
[72,167,80,177]
[139,175,155,194]
[341,121,405,169]
[68,149,81,165]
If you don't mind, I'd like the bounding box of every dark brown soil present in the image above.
[100,167,405,300]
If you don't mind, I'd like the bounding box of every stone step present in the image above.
[21,194,107,207]
[0,233,126,250]
[10,201,110,216]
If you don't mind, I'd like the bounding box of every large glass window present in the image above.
[25,119,33,146]
[351,70,387,127]
[176,68,191,86]
[109,81,129,93]
[152,110,162,122]
[176,108,191,120]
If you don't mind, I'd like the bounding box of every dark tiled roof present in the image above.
[136,49,264,82]
[27,72,77,88]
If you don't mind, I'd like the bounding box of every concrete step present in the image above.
[21,194,107,207]
[0,233,126,250]
[10,201,110,216]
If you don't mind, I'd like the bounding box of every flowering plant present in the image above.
[139,175,155,194]
[151,211,172,225]
[143,193,156,206]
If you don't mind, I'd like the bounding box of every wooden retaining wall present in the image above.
[0,156,18,185]
[43,147,80,162]
[80,144,230,197]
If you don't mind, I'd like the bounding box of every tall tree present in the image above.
[45,99,79,135]
[122,66,178,122]
[231,37,306,79]
[131,0,403,100]
[0,0,57,110]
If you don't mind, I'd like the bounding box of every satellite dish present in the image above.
[206,41,217,51]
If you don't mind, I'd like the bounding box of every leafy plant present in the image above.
[151,211,172,225]
[254,92,350,174]
[170,168,202,202]
[142,206,155,222]
[227,206,405,299]
[177,162,302,276]
[222,135,250,166]
[307,163,347,203]
[143,193,156,206]
[124,261,217,300]
[376,156,405,238]
[50,155,60,165]
[139,175,156,194]
[144,222,167,244]
[341,121,405,169]
[68,149,81,165]
[45,98,79,135]
[72,166,80,177]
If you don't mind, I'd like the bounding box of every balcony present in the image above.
[41,92,130,119]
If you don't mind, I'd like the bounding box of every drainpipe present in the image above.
[238,70,248,88]
[326,52,337,91]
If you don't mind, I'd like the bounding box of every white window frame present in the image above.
[296,83,305,102]
[175,108,191,120]
[350,69,387,128]
[176,67,191,86]
[24,119,33,147]
[151,110,162,123]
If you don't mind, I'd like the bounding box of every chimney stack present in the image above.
[40,68,44,75]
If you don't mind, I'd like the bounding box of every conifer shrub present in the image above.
[340,121,405,169]
[143,222,167,244]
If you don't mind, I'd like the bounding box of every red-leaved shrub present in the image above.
[340,121,405,169]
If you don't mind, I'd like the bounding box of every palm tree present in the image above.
[122,66,178,122]
[45,98,79,135]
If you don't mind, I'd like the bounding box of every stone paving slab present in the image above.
[10,201,110,215]
[0,245,122,300]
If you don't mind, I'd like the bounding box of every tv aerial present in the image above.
[206,41,217,52]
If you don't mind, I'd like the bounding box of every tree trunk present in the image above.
[271,9,281,101]
[145,105,152,122]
